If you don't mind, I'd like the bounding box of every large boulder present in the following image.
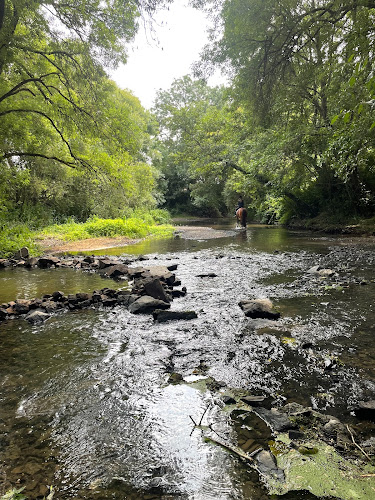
[129,296,170,314]
[239,298,280,320]
[25,309,50,324]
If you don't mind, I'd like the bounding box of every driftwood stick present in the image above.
[346,424,371,462]
[360,474,375,477]
[189,415,197,426]
[206,435,259,462]
[198,405,210,426]
[207,424,261,462]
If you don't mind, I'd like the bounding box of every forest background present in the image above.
[0,0,374,256]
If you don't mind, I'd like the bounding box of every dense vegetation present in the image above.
[1,0,375,257]
[154,0,375,222]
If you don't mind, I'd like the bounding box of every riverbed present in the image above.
[1,220,374,499]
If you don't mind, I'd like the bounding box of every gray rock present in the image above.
[104,264,129,278]
[14,247,29,260]
[239,298,280,320]
[253,407,296,432]
[355,400,375,421]
[254,450,285,481]
[98,258,119,269]
[14,299,31,314]
[128,295,170,314]
[144,278,170,303]
[25,309,50,324]
[152,310,197,322]
[0,307,8,320]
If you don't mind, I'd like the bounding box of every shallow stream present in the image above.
[1,220,375,499]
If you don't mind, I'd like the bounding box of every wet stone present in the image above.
[25,309,50,324]
[355,400,375,421]
[239,298,281,320]
[128,296,170,314]
[253,408,296,432]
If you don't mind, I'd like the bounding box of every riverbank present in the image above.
[0,211,174,258]
[286,214,375,235]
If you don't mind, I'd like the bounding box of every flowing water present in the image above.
[1,221,375,499]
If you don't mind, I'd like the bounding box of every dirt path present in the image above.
[38,236,140,253]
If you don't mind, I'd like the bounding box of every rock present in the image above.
[98,258,118,269]
[14,247,29,260]
[241,395,269,407]
[171,289,187,298]
[100,288,117,298]
[0,308,8,320]
[167,264,178,271]
[168,372,183,384]
[0,259,11,268]
[41,300,59,313]
[289,429,304,440]
[24,257,38,268]
[83,256,95,263]
[104,264,129,278]
[144,278,170,303]
[354,400,375,421]
[307,265,322,274]
[25,309,50,324]
[52,291,65,301]
[196,272,217,278]
[144,266,175,284]
[14,299,31,314]
[239,298,280,320]
[254,449,285,481]
[222,395,237,405]
[38,256,60,268]
[76,292,92,301]
[152,310,197,322]
[129,296,170,314]
[101,297,118,307]
[253,408,296,432]
[127,266,146,278]
[319,268,335,277]
[67,294,78,304]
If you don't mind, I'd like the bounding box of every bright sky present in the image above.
[110,1,225,109]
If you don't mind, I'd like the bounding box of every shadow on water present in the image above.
[1,221,375,498]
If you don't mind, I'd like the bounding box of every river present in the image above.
[0,220,374,499]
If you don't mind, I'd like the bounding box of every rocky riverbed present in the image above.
[1,224,375,499]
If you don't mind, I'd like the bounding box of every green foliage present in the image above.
[0,223,39,258]
[39,213,174,242]
[0,487,27,500]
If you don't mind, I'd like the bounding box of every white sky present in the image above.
[110,1,225,109]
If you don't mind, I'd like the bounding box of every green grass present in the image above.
[39,214,174,242]
[0,224,40,258]
[0,211,174,258]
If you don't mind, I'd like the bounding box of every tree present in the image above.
[0,0,169,170]
[193,0,375,219]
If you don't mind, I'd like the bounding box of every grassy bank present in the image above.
[287,214,375,235]
[0,210,174,258]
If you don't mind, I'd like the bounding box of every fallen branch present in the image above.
[346,424,372,462]
[207,423,262,463]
